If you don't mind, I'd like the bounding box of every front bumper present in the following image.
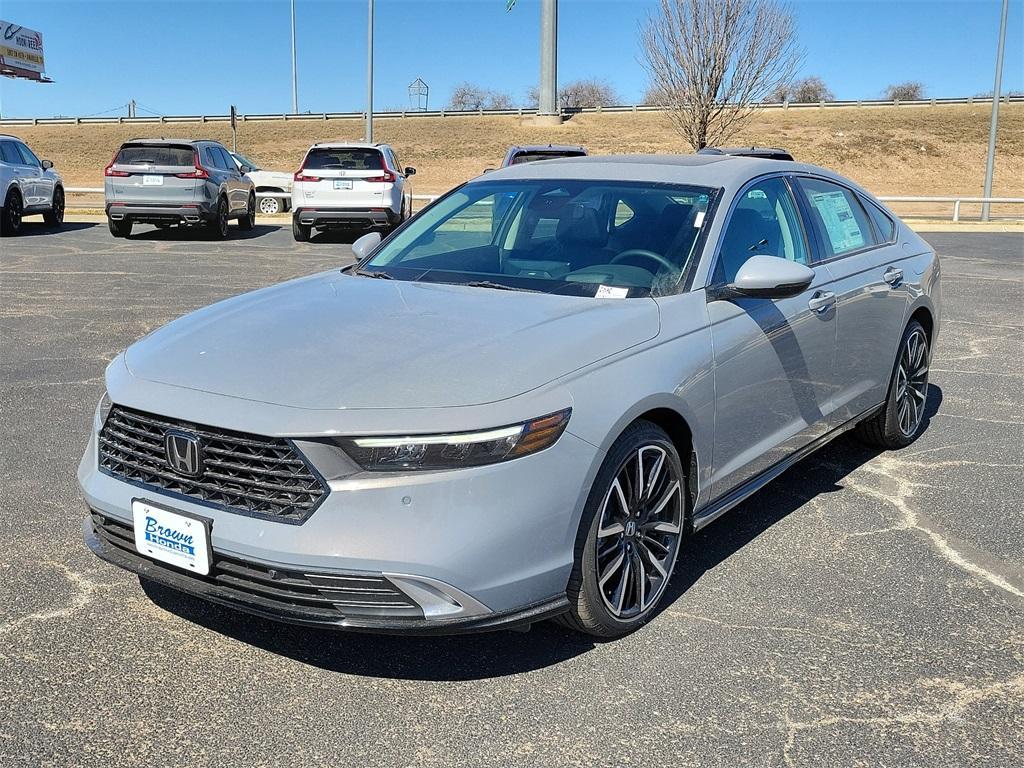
[293,207,399,230]
[85,512,568,634]
[106,203,212,225]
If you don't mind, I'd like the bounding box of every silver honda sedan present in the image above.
[79,153,940,637]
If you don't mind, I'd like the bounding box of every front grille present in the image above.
[91,512,422,619]
[98,405,327,523]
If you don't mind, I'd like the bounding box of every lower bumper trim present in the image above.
[83,514,569,635]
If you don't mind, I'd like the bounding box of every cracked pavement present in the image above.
[0,223,1021,767]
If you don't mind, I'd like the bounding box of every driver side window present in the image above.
[714,177,808,285]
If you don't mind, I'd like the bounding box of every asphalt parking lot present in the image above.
[1,221,1021,767]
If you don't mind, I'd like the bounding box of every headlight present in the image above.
[338,409,571,471]
[97,390,113,429]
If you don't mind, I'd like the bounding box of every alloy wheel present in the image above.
[595,445,683,619]
[895,328,929,436]
[259,196,280,215]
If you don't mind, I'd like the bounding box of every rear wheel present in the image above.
[238,193,256,231]
[292,216,311,242]
[207,197,229,239]
[108,217,132,238]
[258,195,282,215]
[855,320,930,449]
[558,421,686,638]
[44,187,65,227]
[1,189,23,236]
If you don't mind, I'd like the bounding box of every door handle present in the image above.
[808,291,836,313]
[883,266,904,286]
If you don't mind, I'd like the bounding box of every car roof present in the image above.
[508,144,586,153]
[121,138,220,146]
[309,141,387,149]
[479,153,859,194]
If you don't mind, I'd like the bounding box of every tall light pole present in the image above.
[366,0,374,142]
[290,0,298,113]
[981,0,1009,222]
[538,0,559,123]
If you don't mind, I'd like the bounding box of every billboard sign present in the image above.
[0,21,47,81]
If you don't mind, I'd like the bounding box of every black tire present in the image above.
[238,193,256,231]
[44,187,65,227]
[108,217,132,238]
[292,216,311,242]
[1,188,24,237]
[207,197,229,239]
[855,320,930,449]
[558,421,687,638]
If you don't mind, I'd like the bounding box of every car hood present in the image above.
[123,272,660,410]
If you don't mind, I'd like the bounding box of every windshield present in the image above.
[233,152,260,170]
[360,179,716,297]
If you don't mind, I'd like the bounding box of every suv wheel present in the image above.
[208,197,229,239]
[558,421,687,637]
[108,217,132,238]
[855,320,930,449]
[1,188,24,236]
[292,215,311,242]
[238,193,256,231]
[44,187,65,228]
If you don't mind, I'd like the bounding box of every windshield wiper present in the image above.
[352,268,393,279]
[464,280,538,292]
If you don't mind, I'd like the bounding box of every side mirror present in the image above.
[351,231,382,261]
[404,166,416,176]
[41,159,54,170]
[729,255,814,298]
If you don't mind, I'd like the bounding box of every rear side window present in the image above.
[863,198,896,243]
[0,141,21,164]
[303,148,382,171]
[798,177,877,257]
[116,144,195,166]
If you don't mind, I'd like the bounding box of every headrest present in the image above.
[556,205,607,247]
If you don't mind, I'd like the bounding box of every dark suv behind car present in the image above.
[104,139,255,238]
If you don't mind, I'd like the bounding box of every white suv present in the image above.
[291,142,415,241]
[1,134,64,236]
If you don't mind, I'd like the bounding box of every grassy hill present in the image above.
[11,103,1023,216]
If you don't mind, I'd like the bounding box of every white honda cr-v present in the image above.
[290,142,415,241]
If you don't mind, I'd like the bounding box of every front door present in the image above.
[706,176,838,498]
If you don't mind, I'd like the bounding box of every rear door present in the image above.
[793,176,911,426]
[296,147,386,209]
[108,143,199,205]
[212,145,246,213]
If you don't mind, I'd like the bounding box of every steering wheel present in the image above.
[610,249,678,274]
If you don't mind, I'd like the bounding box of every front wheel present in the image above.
[238,193,256,231]
[855,320,930,449]
[44,187,65,227]
[558,421,687,638]
[258,195,282,215]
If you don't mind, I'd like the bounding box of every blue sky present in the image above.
[1,0,1021,118]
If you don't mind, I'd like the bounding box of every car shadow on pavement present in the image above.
[141,385,942,681]
[309,229,383,245]
[14,222,98,235]
[129,224,281,241]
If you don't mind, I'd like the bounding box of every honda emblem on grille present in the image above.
[165,431,203,478]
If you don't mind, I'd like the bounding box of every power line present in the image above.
[134,101,165,117]
[79,102,128,117]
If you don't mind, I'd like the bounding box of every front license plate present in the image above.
[333,179,353,190]
[142,175,163,186]
[132,499,212,576]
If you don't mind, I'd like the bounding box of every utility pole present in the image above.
[981,0,1009,222]
[128,99,136,118]
[290,0,298,113]
[366,0,374,142]
[537,0,560,125]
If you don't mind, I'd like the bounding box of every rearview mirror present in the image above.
[404,166,416,176]
[41,159,54,170]
[729,255,814,298]
[351,231,382,261]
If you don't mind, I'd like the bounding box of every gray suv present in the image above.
[104,139,255,238]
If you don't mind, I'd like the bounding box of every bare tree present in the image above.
[788,75,834,103]
[526,79,620,110]
[639,0,802,150]
[884,81,925,101]
[487,91,516,110]
[447,82,490,111]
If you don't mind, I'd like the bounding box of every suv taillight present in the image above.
[294,171,320,182]
[365,170,397,183]
[104,149,129,177]
[176,150,210,179]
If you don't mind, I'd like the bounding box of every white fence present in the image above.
[3,95,1021,127]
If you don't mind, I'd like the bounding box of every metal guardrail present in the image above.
[4,95,1022,127]
[877,196,1024,222]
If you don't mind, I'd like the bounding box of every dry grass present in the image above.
[13,104,1024,212]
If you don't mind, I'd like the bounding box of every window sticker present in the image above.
[812,190,864,252]
[596,285,629,299]
[693,210,705,228]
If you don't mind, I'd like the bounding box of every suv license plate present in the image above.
[333,179,353,190]
[143,175,163,186]
[132,499,212,576]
